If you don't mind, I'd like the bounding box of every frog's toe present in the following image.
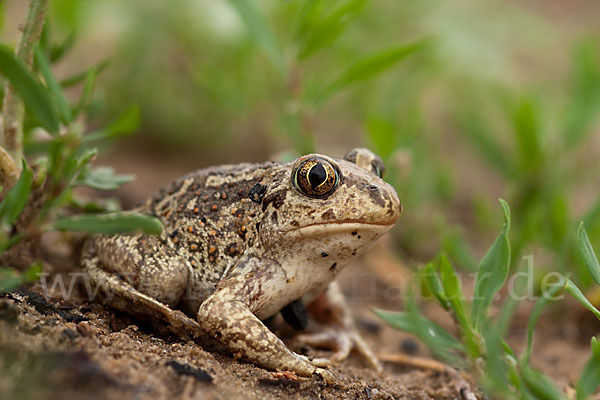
[313,367,335,384]
[166,309,202,339]
[297,328,382,373]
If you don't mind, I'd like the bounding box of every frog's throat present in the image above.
[283,221,396,236]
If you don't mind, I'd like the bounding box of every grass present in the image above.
[376,203,600,399]
[0,3,162,291]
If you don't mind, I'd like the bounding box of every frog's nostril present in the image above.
[367,185,378,192]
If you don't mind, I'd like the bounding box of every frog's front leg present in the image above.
[298,282,383,373]
[197,256,334,382]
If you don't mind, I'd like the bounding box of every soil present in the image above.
[0,148,598,400]
[0,280,475,400]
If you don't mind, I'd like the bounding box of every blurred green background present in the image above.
[2,0,600,288]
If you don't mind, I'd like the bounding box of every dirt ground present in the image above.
[0,148,598,400]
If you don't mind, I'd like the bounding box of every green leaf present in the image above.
[577,222,600,285]
[519,362,564,400]
[374,307,465,366]
[0,160,33,226]
[53,212,163,235]
[72,65,97,116]
[227,0,285,75]
[320,38,429,102]
[512,95,543,171]
[60,60,109,88]
[0,44,59,134]
[75,166,135,190]
[35,46,72,124]
[422,261,448,310]
[439,254,481,357]
[565,279,600,320]
[577,337,600,400]
[562,38,600,148]
[297,0,367,60]
[49,31,76,63]
[471,199,511,329]
[83,106,140,142]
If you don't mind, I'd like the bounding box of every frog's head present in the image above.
[259,148,401,274]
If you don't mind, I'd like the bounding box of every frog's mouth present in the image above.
[284,220,396,236]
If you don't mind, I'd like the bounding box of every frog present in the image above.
[81,148,401,382]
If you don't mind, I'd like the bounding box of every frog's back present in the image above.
[143,161,278,312]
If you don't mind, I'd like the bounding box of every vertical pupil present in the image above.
[308,163,327,188]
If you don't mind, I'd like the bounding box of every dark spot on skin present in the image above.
[330,262,337,272]
[352,250,357,256]
[351,231,358,236]
[255,222,261,233]
[168,229,178,238]
[227,243,239,256]
[271,211,278,225]
[248,183,267,203]
[362,182,386,207]
[321,209,335,220]
[358,235,361,239]
[321,252,328,257]
[290,220,299,227]
[201,217,207,224]
[262,190,287,212]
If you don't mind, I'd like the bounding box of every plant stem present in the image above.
[0,0,51,187]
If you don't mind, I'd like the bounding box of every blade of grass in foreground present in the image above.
[577,337,600,400]
[53,212,163,235]
[0,44,59,134]
[471,199,511,330]
[577,222,600,285]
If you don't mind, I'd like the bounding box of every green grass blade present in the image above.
[562,38,600,149]
[577,337,600,400]
[297,0,367,60]
[471,199,511,329]
[83,106,140,142]
[53,212,163,235]
[422,261,448,309]
[512,95,543,171]
[0,44,59,134]
[519,362,564,400]
[0,160,33,226]
[227,0,285,75]
[565,279,600,320]
[75,167,135,190]
[34,46,72,124]
[439,254,481,357]
[577,222,600,285]
[320,38,429,102]
[374,307,465,366]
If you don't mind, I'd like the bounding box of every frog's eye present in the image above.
[293,157,339,198]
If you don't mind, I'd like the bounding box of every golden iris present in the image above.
[293,157,339,198]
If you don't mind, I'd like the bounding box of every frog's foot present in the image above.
[296,327,383,373]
